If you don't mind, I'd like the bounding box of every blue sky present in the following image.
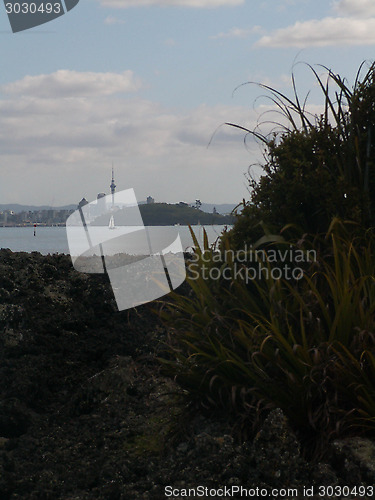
[1,0,375,206]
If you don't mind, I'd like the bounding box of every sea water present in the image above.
[0,225,229,255]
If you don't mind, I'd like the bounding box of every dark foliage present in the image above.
[228,62,375,246]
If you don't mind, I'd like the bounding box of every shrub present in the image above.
[227,62,375,245]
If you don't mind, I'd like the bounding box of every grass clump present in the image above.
[158,221,375,457]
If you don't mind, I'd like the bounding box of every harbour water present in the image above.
[0,225,229,255]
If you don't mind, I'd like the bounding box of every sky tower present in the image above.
[110,166,116,208]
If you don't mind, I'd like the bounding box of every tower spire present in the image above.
[110,164,116,208]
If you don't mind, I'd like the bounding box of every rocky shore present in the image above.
[0,250,374,499]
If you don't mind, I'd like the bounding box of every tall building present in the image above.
[110,167,116,208]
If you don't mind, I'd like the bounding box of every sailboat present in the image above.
[109,214,116,230]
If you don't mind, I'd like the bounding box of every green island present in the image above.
[138,202,233,226]
[91,202,234,226]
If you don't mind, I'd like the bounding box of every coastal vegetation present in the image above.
[159,62,375,458]
[228,61,375,244]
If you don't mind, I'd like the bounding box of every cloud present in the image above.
[333,0,375,17]
[97,0,244,8]
[104,15,125,24]
[256,17,375,47]
[212,26,262,39]
[1,70,142,98]
[0,71,258,205]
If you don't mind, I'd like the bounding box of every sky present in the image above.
[1,0,375,206]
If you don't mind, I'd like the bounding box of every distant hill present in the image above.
[138,202,239,215]
[199,203,239,215]
[92,202,234,226]
[0,201,240,217]
[139,203,234,225]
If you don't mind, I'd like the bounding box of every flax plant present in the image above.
[159,221,375,454]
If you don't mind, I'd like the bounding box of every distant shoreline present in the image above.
[0,222,231,228]
[0,223,67,228]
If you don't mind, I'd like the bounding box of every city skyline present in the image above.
[1,1,374,205]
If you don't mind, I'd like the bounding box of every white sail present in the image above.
[109,215,116,229]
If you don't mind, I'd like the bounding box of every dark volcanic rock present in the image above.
[0,250,374,499]
[251,408,306,485]
[331,437,375,484]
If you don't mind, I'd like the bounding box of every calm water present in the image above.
[0,225,229,255]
